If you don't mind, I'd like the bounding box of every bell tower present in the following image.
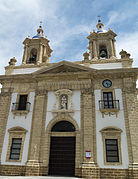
[22,25,53,65]
[87,19,117,60]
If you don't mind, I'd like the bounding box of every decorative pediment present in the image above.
[8,126,28,133]
[33,61,94,75]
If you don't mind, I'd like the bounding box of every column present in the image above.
[112,39,116,57]
[110,39,114,58]
[22,45,28,64]
[93,40,98,60]
[37,44,43,64]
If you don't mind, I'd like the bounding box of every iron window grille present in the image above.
[12,102,31,111]
[105,139,119,162]
[9,138,22,160]
[99,100,120,109]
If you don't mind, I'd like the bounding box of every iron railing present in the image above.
[12,102,31,111]
[99,100,120,110]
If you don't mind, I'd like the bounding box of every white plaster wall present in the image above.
[89,63,122,69]
[95,89,129,169]
[45,90,81,130]
[1,92,35,165]
[13,67,40,74]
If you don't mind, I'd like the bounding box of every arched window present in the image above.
[51,121,75,132]
[28,48,37,64]
[99,45,107,59]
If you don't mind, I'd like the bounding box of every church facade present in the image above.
[0,20,138,178]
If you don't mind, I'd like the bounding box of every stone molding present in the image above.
[81,87,93,95]
[6,126,27,163]
[100,127,122,166]
[35,89,47,96]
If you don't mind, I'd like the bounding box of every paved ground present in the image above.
[0,177,82,179]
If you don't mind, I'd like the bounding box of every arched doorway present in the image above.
[48,121,76,176]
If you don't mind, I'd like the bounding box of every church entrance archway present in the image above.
[48,121,76,176]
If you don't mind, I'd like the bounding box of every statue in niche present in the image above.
[60,94,68,109]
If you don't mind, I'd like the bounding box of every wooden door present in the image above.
[49,136,76,176]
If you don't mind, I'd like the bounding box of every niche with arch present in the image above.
[52,89,73,114]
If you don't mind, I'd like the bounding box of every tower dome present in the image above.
[96,19,106,33]
[32,25,43,39]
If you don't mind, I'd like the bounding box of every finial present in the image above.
[40,21,43,27]
[98,15,101,22]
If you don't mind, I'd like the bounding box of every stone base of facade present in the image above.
[25,160,48,176]
[100,168,129,179]
[81,163,100,179]
[1,164,138,178]
[0,165,25,176]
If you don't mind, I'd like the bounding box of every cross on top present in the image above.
[40,21,43,27]
[98,16,101,22]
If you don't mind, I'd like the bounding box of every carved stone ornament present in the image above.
[81,88,93,95]
[35,89,47,96]
[52,89,74,114]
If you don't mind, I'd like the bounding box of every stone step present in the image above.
[0,176,83,179]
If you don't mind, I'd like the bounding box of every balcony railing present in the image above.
[99,100,120,110]
[12,102,31,111]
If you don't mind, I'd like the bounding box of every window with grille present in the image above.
[103,92,114,109]
[9,138,22,160]
[18,95,27,110]
[105,139,119,162]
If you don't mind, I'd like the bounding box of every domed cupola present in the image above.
[32,25,44,39]
[22,25,53,65]
[96,19,107,33]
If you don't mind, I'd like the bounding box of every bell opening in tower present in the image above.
[27,48,37,64]
[99,45,108,59]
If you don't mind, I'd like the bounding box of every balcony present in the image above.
[99,100,120,117]
[11,102,31,116]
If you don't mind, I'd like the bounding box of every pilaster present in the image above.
[0,90,12,160]
[25,89,47,176]
[81,88,100,178]
[122,77,138,178]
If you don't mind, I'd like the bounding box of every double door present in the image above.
[49,136,76,176]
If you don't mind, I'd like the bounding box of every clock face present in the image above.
[102,79,112,88]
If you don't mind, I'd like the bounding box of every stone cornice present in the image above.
[0,68,138,83]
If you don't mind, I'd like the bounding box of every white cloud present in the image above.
[0,0,138,76]
[116,31,138,67]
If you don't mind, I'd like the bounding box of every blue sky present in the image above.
[0,0,138,74]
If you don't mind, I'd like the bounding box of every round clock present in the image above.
[102,79,112,88]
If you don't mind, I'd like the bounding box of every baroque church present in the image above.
[0,19,138,179]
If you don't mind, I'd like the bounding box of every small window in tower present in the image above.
[99,45,107,59]
[27,48,37,64]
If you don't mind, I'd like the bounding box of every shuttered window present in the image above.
[105,139,119,162]
[9,138,22,160]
